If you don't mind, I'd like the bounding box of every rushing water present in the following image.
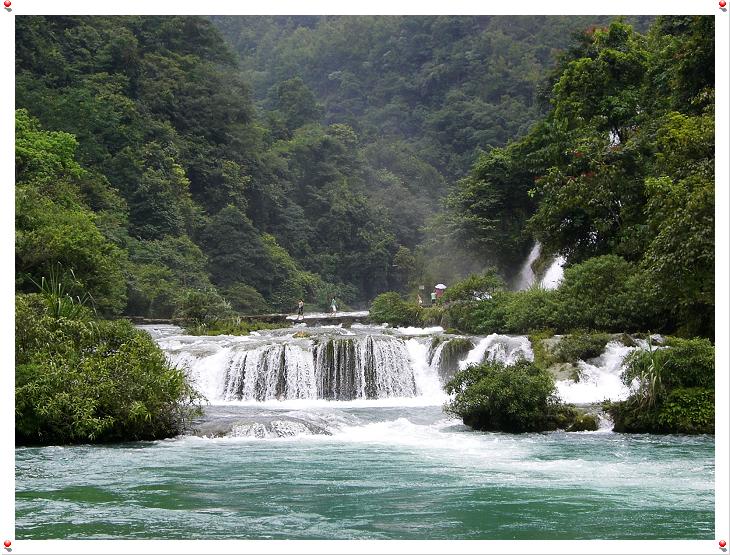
[15,323,714,540]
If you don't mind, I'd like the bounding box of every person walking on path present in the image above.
[297,299,304,320]
[330,297,337,316]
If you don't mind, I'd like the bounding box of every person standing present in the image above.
[430,290,437,304]
[330,297,337,316]
[297,299,304,320]
[417,294,423,307]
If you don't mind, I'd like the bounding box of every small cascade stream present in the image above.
[513,241,565,290]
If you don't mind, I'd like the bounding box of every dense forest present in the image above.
[14,15,715,445]
[15,15,653,318]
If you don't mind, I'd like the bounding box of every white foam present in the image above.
[556,341,637,404]
[540,256,565,289]
[392,326,444,336]
[405,338,448,403]
[459,334,534,369]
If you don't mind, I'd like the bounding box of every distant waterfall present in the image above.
[540,256,565,290]
[514,242,565,290]
[513,242,541,290]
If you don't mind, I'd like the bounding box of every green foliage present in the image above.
[222,283,271,314]
[15,293,203,445]
[125,235,214,317]
[29,264,96,320]
[15,110,127,315]
[439,295,506,335]
[606,337,714,434]
[174,288,233,325]
[271,77,324,132]
[16,15,711,338]
[655,388,714,434]
[502,288,560,333]
[554,333,611,363]
[552,256,662,332]
[527,330,558,372]
[442,17,713,339]
[444,358,577,433]
[441,270,504,302]
[424,257,669,337]
[369,292,421,327]
[623,337,714,392]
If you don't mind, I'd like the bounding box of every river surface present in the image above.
[15,322,715,540]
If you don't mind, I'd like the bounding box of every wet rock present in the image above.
[192,415,332,438]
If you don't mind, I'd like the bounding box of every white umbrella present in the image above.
[434,283,447,289]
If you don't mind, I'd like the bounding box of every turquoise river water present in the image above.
[15,324,715,540]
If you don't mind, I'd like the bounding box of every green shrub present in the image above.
[442,294,510,335]
[420,305,446,326]
[174,287,233,325]
[606,337,715,434]
[222,282,271,314]
[622,336,714,396]
[503,288,559,332]
[15,293,203,445]
[441,270,504,303]
[444,358,576,433]
[369,292,421,326]
[655,388,714,434]
[552,255,662,332]
[554,333,611,363]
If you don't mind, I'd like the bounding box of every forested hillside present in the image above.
[444,17,714,337]
[18,14,709,330]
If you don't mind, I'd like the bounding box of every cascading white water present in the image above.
[556,341,640,404]
[540,255,565,289]
[405,338,447,402]
[152,327,430,402]
[513,242,565,291]
[513,242,542,290]
[459,334,534,369]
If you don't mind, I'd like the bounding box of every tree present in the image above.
[271,77,324,132]
[199,205,275,290]
[15,110,127,315]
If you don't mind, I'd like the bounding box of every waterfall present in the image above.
[221,344,316,401]
[161,332,420,402]
[513,242,541,290]
[459,334,534,370]
[555,341,639,404]
[313,336,416,400]
[540,256,565,290]
[513,242,565,290]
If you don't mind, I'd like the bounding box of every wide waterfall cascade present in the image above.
[144,325,439,403]
[142,325,650,407]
